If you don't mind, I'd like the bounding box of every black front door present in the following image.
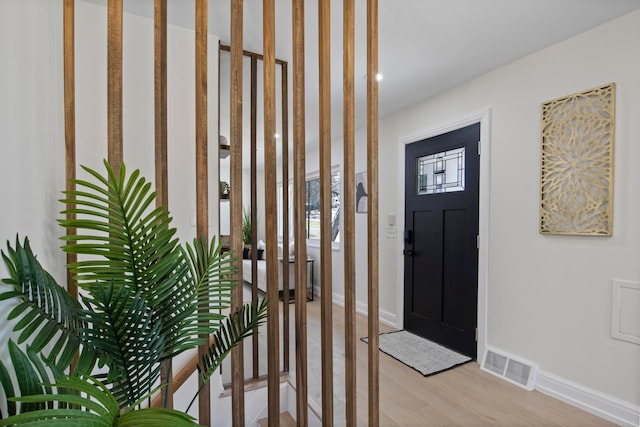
[403,123,480,358]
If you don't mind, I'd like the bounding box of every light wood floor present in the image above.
[302,299,614,427]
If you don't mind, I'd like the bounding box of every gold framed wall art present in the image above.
[539,83,615,236]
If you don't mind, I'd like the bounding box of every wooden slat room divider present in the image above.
[194,0,210,424]
[318,0,334,424]
[342,0,356,424]
[107,0,123,173]
[281,59,290,374]
[367,0,380,425]
[154,0,172,409]
[250,54,260,381]
[154,0,168,210]
[63,0,77,302]
[262,1,281,426]
[63,1,379,425]
[292,1,309,425]
[218,41,290,389]
[229,0,245,424]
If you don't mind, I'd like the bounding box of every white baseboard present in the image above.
[536,370,640,427]
[380,310,397,328]
[331,293,397,328]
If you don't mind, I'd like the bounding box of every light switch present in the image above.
[386,227,397,238]
[388,213,395,226]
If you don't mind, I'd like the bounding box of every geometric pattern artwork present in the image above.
[540,83,615,236]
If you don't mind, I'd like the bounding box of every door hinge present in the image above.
[478,140,481,156]
[476,234,480,249]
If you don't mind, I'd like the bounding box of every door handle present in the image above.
[403,249,413,256]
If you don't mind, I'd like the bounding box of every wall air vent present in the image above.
[481,347,537,390]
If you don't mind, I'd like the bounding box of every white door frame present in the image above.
[395,108,491,360]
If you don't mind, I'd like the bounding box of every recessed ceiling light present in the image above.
[274,133,281,139]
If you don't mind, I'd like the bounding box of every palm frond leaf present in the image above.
[1,374,197,426]
[0,375,119,427]
[78,283,164,408]
[182,237,238,339]
[0,356,17,418]
[0,237,82,371]
[58,161,198,365]
[142,256,197,360]
[0,341,50,417]
[116,408,199,427]
[197,298,268,384]
[59,161,185,303]
[0,410,109,427]
[151,237,240,361]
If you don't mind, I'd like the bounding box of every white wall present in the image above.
[0,4,66,403]
[373,10,640,407]
[0,0,66,281]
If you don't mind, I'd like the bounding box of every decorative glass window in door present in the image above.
[416,147,465,194]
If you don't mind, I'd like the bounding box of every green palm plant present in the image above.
[0,161,267,425]
[242,209,252,246]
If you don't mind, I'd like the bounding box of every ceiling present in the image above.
[84,0,640,161]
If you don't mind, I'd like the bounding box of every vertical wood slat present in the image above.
[154,0,168,208]
[107,0,123,173]
[292,0,309,424]
[154,0,172,409]
[64,0,77,302]
[263,0,280,424]
[367,0,380,425]
[342,0,356,424]
[250,55,260,380]
[281,62,290,373]
[318,0,334,424]
[217,42,223,239]
[195,0,210,425]
[230,0,246,425]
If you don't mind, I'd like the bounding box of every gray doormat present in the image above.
[362,330,471,377]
